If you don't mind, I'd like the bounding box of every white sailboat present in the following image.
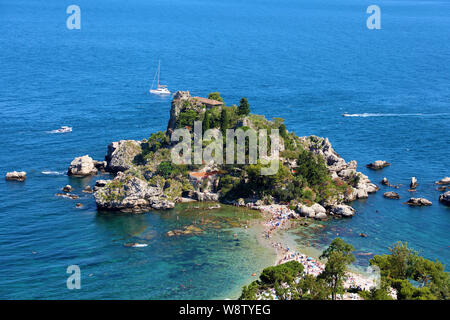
[149,60,170,95]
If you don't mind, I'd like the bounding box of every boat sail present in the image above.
[149,60,170,95]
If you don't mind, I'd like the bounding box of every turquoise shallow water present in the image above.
[0,0,449,299]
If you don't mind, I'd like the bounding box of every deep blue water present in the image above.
[0,0,449,299]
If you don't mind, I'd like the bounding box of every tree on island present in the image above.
[318,238,355,300]
[369,241,449,300]
[202,110,211,133]
[238,97,250,116]
[220,107,230,135]
[208,92,223,102]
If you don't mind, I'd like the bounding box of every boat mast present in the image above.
[157,60,160,88]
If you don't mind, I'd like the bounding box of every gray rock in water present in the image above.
[105,140,142,173]
[82,185,93,193]
[435,177,450,185]
[384,191,400,199]
[439,191,450,206]
[296,203,327,219]
[62,185,73,192]
[381,177,389,186]
[405,197,432,206]
[329,204,355,217]
[366,160,390,170]
[67,155,98,177]
[5,171,26,181]
[410,177,418,189]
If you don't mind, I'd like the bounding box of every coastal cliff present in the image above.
[91,91,378,215]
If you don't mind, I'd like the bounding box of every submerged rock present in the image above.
[384,192,400,199]
[436,177,450,185]
[166,224,203,237]
[67,155,98,177]
[405,198,432,206]
[366,160,390,170]
[5,171,26,181]
[437,186,447,192]
[439,191,450,206]
[56,193,79,200]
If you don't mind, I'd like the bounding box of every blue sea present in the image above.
[0,0,449,299]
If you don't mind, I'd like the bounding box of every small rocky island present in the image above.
[68,91,379,217]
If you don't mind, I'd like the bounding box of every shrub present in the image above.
[208,92,223,102]
[238,97,250,116]
[260,261,304,285]
[296,150,329,187]
[176,109,201,128]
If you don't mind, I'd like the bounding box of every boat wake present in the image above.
[342,113,449,118]
[42,171,65,175]
[47,126,72,134]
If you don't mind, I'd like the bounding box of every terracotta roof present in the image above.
[193,97,224,106]
[189,171,221,179]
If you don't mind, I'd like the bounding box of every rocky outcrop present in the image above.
[194,191,219,202]
[93,160,107,172]
[303,136,348,173]
[67,155,98,177]
[94,174,174,213]
[405,198,432,206]
[381,177,389,186]
[439,191,450,206]
[302,136,378,202]
[5,171,26,181]
[410,177,418,189]
[436,177,450,185]
[355,173,379,198]
[167,91,192,134]
[105,140,142,173]
[366,160,390,170]
[93,180,108,191]
[296,203,327,219]
[329,204,355,217]
[384,192,400,199]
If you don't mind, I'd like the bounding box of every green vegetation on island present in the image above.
[93,90,377,215]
